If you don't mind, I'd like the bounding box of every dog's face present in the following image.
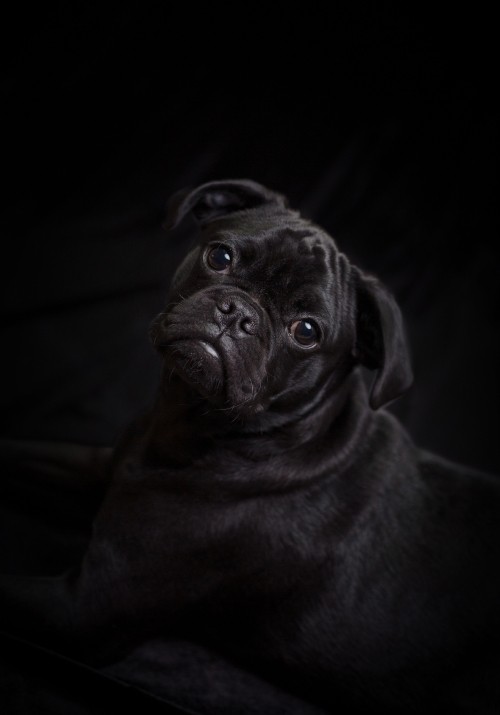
[150,180,412,422]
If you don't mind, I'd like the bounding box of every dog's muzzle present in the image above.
[150,289,270,412]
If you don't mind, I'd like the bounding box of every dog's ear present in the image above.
[164,179,288,229]
[353,270,413,410]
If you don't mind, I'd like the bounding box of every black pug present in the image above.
[2,179,500,713]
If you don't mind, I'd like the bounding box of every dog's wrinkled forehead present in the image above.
[201,211,345,299]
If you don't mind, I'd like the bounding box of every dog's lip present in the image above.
[197,340,221,360]
[166,337,221,360]
[153,333,220,357]
[162,337,225,399]
[159,336,223,367]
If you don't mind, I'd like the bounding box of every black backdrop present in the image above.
[1,6,499,713]
[2,7,498,472]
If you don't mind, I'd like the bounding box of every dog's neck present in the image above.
[140,368,374,487]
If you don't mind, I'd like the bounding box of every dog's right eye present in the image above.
[207,245,232,273]
[289,319,320,348]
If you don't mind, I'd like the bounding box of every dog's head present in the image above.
[150,179,412,422]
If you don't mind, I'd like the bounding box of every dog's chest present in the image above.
[94,467,329,607]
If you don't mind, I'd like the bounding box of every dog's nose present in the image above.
[215,295,259,336]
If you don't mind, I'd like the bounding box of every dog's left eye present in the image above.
[289,319,320,348]
[207,245,232,273]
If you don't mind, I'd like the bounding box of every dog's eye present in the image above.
[207,245,232,273]
[289,319,320,348]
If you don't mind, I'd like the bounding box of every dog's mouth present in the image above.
[197,341,220,361]
[151,326,268,417]
[157,336,225,400]
[150,288,272,415]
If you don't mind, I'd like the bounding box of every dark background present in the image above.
[2,7,498,473]
[0,7,499,713]
[1,7,498,472]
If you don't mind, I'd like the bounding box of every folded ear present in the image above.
[164,179,288,230]
[353,270,413,410]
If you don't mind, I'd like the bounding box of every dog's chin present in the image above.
[164,339,225,401]
[161,338,264,418]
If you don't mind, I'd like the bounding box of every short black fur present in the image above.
[1,180,499,714]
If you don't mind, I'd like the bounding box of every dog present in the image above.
[2,179,500,713]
